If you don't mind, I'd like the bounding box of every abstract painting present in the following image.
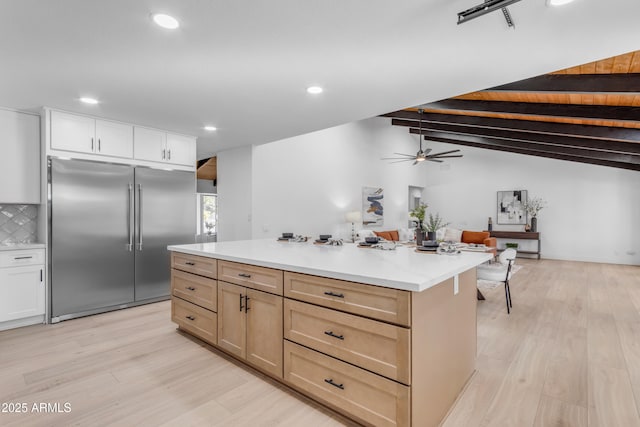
[497,190,527,225]
[362,187,384,226]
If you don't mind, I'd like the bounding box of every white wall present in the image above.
[422,141,640,265]
[218,117,639,265]
[251,119,426,240]
[216,145,253,242]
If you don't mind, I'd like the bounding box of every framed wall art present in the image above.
[362,186,384,226]
[497,190,527,225]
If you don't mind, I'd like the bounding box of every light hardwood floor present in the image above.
[0,259,638,427]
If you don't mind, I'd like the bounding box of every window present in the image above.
[198,193,217,236]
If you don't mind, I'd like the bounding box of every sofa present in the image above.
[357,229,413,242]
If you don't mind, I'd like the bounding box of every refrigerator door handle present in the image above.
[137,183,143,251]
[127,183,133,251]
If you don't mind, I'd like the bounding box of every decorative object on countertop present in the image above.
[372,241,396,250]
[315,234,332,243]
[326,238,343,246]
[488,216,493,231]
[362,187,384,226]
[437,241,461,255]
[505,242,519,249]
[497,190,527,225]
[277,232,294,241]
[424,212,449,241]
[523,196,546,233]
[289,235,309,242]
[409,202,428,245]
[0,204,38,246]
[345,210,362,242]
[365,236,380,244]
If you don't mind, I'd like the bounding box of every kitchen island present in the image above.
[168,239,492,427]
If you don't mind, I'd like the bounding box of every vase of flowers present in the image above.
[523,197,546,232]
[425,213,449,241]
[410,203,428,244]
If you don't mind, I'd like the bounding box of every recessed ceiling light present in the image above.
[307,86,323,94]
[79,97,99,105]
[152,13,179,29]
[547,0,575,5]
[204,126,217,131]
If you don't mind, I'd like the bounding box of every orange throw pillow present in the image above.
[461,231,490,244]
[373,230,399,241]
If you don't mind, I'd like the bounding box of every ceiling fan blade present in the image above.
[424,148,432,155]
[382,156,417,161]
[428,155,464,159]
[426,159,444,163]
[430,149,461,156]
[412,160,419,166]
[392,152,417,157]
[389,159,416,164]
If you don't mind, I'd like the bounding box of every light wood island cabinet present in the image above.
[169,242,489,427]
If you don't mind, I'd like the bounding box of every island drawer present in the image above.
[172,297,217,345]
[218,260,283,295]
[284,299,410,384]
[284,341,410,427]
[171,252,217,279]
[284,272,410,326]
[171,269,217,312]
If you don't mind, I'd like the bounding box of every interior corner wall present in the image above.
[216,145,252,242]
[421,141,640,266]
[250,118,425,240]
[196,179,216,194]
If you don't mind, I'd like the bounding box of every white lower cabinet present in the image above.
[0,249,45,329]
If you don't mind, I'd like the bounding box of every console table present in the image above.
[487,231,541,259]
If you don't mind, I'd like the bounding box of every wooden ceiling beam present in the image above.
[413,130,640,168]
[400,120,640,155]
[487,73,640,93]
[384,111,640,143]
[420,99,640,122]
[420,135,640,172]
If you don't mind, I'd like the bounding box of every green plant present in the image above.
[409,203,428,229]
[424,212,449,232]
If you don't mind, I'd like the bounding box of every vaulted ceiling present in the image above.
[383,51,640,171]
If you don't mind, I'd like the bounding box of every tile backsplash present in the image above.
[0,204,38,245]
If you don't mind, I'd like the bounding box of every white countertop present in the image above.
[168,239,493,292]
[0,243,45,251]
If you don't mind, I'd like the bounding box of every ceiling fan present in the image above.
[383,109,463,165]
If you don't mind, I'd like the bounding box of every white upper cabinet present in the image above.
[134,127,196,167]
[50,110,133,159]
[133,127,167,162]
[166,133,196,166]
[95,120,134,158]
[0,109,40,203]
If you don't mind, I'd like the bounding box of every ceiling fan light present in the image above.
[416,157,426,162]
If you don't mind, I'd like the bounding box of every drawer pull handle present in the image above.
[185,261,196,266]
[238,273,252,278]
[324,379,344,390]
[324,291,344,298]
[14,256,34,260]
[239,294,244,312]
[245,296,250,312]
[186,286,196,291]
[324,331,344,340]
[186,315,195,321]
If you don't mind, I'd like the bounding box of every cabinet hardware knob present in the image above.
[186,315,195,321]
[14,256,33,260]
[98,138,101,152]
[324,331,344,340]
[238,273,251,278]
[324,379,344,390]
[324,291,344,298]
[185,261,195,266]
[186,286,196,291]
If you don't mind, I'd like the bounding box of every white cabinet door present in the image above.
[51,110,95,153]
[95,120,133,158]
[0,109,40,203]
[0,265,45,322]
[166,133,196,166]
[133,127,166,162]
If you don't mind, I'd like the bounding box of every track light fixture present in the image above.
[457,0,523,25]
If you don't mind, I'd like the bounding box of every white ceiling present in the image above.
[2,0,639,160]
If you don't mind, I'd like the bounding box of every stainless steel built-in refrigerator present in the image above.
[49,158,195,322]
